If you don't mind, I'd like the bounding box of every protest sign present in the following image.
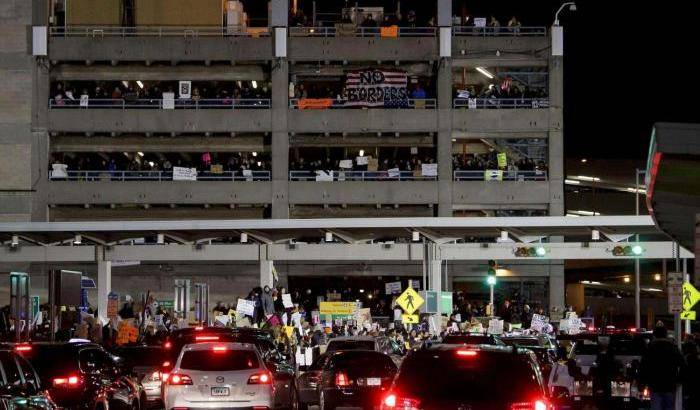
[346,69,408,108]
[236,298,255,316]
[173,166,197,181]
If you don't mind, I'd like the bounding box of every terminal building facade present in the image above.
[1,1,565,311]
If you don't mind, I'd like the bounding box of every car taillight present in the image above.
[380,393,421,410]
[163,341,172,349]
[335,371,350,387]
[162,361,171,368]
[212,345,228,353]
[53,375,82,388]
[15,345,32,353]
[642,387,650,399]
[195,326,204,331]
[195,335,219,342]
[247,372,272,385]
[168,373,193,386]
[511,399,549,410]
[456,349,478,357]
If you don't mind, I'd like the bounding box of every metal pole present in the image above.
[673,242,682,410]
[684,259,690,335]
[49,269,56,342]
[489,284,494,315]
[634,169,641,328]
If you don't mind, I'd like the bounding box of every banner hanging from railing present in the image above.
[172,166,197,181]
[345,69,408,108]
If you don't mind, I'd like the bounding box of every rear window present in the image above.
[442,335,503,345]
[328,352,396,376]
[113,347,165,367]
[180,350,259,371]
[21,346,78,380]
[395,350,542,403]
[503,338,540,347]
[573,343,599,355]
[326,340,375,352]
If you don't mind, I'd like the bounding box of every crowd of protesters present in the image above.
[453,152,548,173]
[290,152,436,174]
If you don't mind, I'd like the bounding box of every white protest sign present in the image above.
[356,156,369,166]
[488,319,504,335]
[172,166,197,181]
[474,17,487,27]
[421,163,438,177]
[410,147,418,155]
[236,298,255,316]
[339,159,353,169]
[282,294,294,308]
[468,98,477,109]
[80,94,89,107]
[484,170,503,181]
[530,314,549,333]
[162,92,175,109]
[385,281,402,295]
[388,168,400,178]
[179,81,192,99]
[315,171,333,181]
[304,347,314,366]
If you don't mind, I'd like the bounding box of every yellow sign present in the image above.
[683,283,700,311]
[284,326,295,338]
[319,301,357,315]
[397,287,424,315]
[681,310,697,321]
[497,153,507,169]
[402,314,419,324]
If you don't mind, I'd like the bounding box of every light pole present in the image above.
[554,2,577,26]
[487,275,496,315]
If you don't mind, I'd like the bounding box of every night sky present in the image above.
[246,1,700,161]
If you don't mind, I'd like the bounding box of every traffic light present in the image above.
[515,246,547,257]
[487,260,497,285]
[612,245,644,256]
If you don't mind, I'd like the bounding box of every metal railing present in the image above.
[289,170,436,181]
[453,170,548,181]
[289,26,436,37]
[48,98,271,109]
[50,170,271,182]
[453,98,549,109]
[289,98,436,109]
[49,26,271,38]
[452,26,547,37]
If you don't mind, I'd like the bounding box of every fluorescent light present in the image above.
[576,175,601,182]
[121,81,129,88]
[566,213,580,217]
[256,161,261,167]
[73,234,82,245]
[325,232,333,242]
[565,179,580,185]
[137,152,144,157]
[252,80,258,89]
[626,187,647,194]
[654,273,661,281]
[645,288,663,292]
[623,276,631,283]
[475,67,494,79]
[571,210,600,216]
[11,235,19,247]
[252,152,258,157]
[240,233,248,243]
[581,158,587,163]
[359,149,365,157]
[136,80,144,89]
[412,231,420,241]
[590,281,602,285]
[148,161,154,167]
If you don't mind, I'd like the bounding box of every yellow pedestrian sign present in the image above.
[397,287,424,315]
[402,314,419,324]
[682,282,700,311]
[681,310,697,321]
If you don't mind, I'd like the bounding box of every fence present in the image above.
[289,26,436,37]
[49,26,270,38]
[290,170,437,181]
[49,98,271,109]
[453,98,549,109]
[453,170,548,181]
[452,26,547,37]
[50,170,271,182]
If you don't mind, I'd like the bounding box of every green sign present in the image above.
[159,300,174,312]
[441,292,453,314]
[420,291,453,315]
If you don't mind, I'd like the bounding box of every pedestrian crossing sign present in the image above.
[681,310,696,321]
[682,282,700,311]
[397,287,424,315]
[402,314,419,324]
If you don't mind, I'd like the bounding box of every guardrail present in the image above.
[289,98,436,109]
[289,26,436,37]
[290,170,437,181]
[453,170,548,181]
[48,98,271,109]
[49,26,271,38]
[453,98,549,109]
[452,26,547,37]
[50,170,271,181]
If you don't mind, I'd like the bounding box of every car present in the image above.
[316,350,397,410]
[295,353,329,409]
[15,342,145,410]
[440,333,506,346]
[501,335,560,380]
[111,345,168,408]
[0,348,56,409]
[380,344,550,410]
[163,342,274,410]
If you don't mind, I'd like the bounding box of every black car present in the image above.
[16,342,144,410]
[111,345,168,408]
[317,350,398,410]
[296,353,329,409]
[441,333,506,346]
[501,335,559,380]
[380,344,549,410]
[0,348,56,409]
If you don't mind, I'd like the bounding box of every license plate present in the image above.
[211,387,230,396]
[366,378,381,386]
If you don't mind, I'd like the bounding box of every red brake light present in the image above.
[380,392,421,410]
[456,349,478,357]
[335,371,350,386]
[212,345,227,353]
[511,399,550,410]
[384,394,397,407]
[15,345,32,352]
[163,341,172,349]
[168,373,193,386]
[195,335,219,342]
[162,361,171,368]
[248,372,272,385]
[195,326,204,331]
[53,375,81,388]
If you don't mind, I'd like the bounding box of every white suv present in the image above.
[163,342,274,409]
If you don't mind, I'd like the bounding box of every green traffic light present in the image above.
[535,246,546,257]
[487,276,497,285]
[632,245,643,255]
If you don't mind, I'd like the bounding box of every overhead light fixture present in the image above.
[240,232,248,243]
[157,234,164,244]
[623,276,631,283]
[359,149,365,157]
[412,231,420,242]
[575,175,601,182]
[359,289,365,293]
[148,161,154,167]
[591,229,600,241]
[121,81,129,88]
[571,210,600,216]
[256,161,261,167]
[564,179,581,185]
[475,67,494,79]
[137,152,144,157]
[654,273,661,281]
[566,213,580,218]
[136,80,144,89]
[325,232,333,242]
[11,235,19,247]
[252,152,258,157]
[251,80,258,89]
[486,276,497,285]
[500,231,509,241]
[73,234,82,245]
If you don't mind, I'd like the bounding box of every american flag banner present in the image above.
[345,69,409,108]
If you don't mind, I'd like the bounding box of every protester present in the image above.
[640,325,686,410]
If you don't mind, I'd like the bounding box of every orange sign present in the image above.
[298,98,334,110]
[381,25,398,38]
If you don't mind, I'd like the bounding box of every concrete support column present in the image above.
[97,249,112,321]
[548,55,564,216]
[427,243,443,319]
[437,59,453,217]
[548,261,565,319]
[260,260,275,289]
[271,59,290,218]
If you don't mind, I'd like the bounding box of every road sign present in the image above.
[667,272,684,313]
[681,310,697,321]
[397,287,424,315]
[401,314,419,324]
[682,282,700,311]
[107,292,119,319]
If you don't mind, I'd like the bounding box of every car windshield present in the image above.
[180,349,259,372]
[442,334,503,345]
[394,350,541,403]
[326,340,375,352]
